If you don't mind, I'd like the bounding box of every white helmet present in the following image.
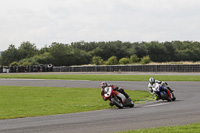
[149,77,155,85]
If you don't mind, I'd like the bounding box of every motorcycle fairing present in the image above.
[116,92,126,103]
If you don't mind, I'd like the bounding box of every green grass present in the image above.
[0,86,152,119]
[0,74,200,81]
[115,122,200,133]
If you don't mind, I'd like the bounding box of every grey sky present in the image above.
[0,0,200,51]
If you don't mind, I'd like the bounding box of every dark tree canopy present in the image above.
[1,40,200,66]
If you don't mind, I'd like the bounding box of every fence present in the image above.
[53,64,200,72]
[1,64,200,73]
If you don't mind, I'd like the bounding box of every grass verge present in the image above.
[114,122,200,133]
[0,74,200,81]
[0,86,152,119]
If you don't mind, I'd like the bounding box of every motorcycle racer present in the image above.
[152,83,172,101]
[148,77,174,93]
[148,77,174,101]
[101,81,130,106]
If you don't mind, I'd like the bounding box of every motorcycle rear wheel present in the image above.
[129,100,134,108]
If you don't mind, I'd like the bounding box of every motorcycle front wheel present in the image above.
[160,92,171,102]
[171,93,176,101]
[129,100,134,108]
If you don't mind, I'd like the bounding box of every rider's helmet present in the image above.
[101,81,108,88]
[149,77,155,85]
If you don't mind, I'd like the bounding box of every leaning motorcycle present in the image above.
[103,86,134,108]
[152,83,176,102]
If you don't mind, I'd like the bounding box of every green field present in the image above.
[0,86,152,119]
[0,74,200,81]
[115,122,200,133]
[0,74,199,132]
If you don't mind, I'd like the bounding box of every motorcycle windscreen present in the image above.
[104,87,112,98]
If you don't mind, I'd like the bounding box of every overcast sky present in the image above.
[0,0,200,51]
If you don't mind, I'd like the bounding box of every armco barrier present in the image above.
[53,64,200,72]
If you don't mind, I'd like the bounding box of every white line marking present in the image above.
[145,103,169,107]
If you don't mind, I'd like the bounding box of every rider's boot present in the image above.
[118,88,130,99]
[167,87,174,92]
[123,92,130,99]
[155,95,160,100]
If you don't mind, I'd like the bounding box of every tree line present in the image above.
[0,40,200,66]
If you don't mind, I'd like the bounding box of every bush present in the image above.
[18,58,38,66]
[10,61,19,66]
[21,61,31,66]
[140,55,151,64]
[119,57,129,64]
[37,52,52,64]
[129,54,139,63]
[105,56,118,65]
[92,56,104,65]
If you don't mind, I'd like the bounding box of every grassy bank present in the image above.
[0,86,152,119]
[115,122,200,133]
[0,74,200,81]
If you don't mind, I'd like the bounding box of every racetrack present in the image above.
[0,79,200,133]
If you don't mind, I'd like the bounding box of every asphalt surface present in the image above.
[0,79,200,133]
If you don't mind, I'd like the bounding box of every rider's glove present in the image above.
[157,81,162,84]
[113,86,118,90]
[101,89,104,96]
[153,93,158,96]
[103,97,107,101]
[149,89,154,95]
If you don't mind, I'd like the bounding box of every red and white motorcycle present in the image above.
[104,86,134,108]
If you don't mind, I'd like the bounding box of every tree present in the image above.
[0,44,19,66]
[2,40,200,67]
[69,48,90,65]
[49,42,70,66]
[49,42,90,66]
[38,45,49,54]
[132,42,148,58]
[18,41,38,59]
[0,56,2,66]
[89,47,103,58]
[163,41,176,61]
[147,41,168,62]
